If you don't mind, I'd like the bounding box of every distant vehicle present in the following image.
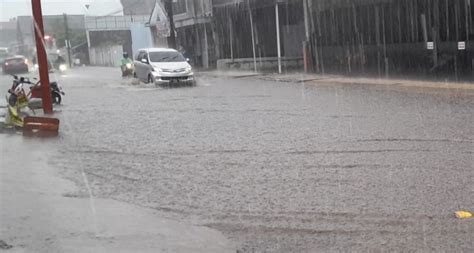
[0,47,9,65]
[47,53,68,73]
[2,55,29,75]
[134,48,195,86]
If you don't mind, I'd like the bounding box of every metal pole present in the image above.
[64,13,72,67]
[31,0,53,114]
[303,0,313,72]
[229,14,234,60]
[248,0,257,72]
[275,2,282,74]
[303,0,310,39]
[84,6,90,66]
[203,24,209,69]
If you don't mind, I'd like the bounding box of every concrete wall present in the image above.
[282,24,305,57]
[130,24,153,58]
[0,22,17,47]
[217,57,303,71]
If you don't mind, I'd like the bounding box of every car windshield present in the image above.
[6,58,24,64]
[149,51,185,63]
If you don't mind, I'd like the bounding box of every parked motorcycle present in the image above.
[8,75,65,106]
[49,82,65,104]
[7,75,34,107]
[4,75,61,134]
[5,76,36,127]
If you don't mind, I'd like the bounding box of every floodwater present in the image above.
[1,67,473,252]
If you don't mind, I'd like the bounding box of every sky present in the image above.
[0,0,124,21]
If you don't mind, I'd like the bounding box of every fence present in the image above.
[89,45,123,67]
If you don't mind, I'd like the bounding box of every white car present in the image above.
[134,48,195,86]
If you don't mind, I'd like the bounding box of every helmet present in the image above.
[123,52,129,58]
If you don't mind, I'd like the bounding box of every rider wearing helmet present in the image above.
[120,52,133,77]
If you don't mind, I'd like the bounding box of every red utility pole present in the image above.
[31,0,53,114]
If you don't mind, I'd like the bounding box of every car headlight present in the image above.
[59,64,67,71]
[185,66,192,72]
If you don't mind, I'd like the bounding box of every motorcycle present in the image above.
[4,75,61,135]
[8,75,65,106]
[8,76,34,107]
[49,82,65,104]
[5,76,36,127]
[121,63,134,78]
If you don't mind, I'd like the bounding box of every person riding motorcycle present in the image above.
[120,52,134,77]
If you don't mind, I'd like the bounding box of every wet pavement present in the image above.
[1,67,473,252]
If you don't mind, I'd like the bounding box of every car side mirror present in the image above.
[141,58,148,64]
[186,58,190,62]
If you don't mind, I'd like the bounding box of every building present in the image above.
[213,0,305,72]
[127,0,473,78]
[214,0,473,79]
[304,0,473,79]
[148,0,215,68]
[0,20,18,48]
[121,0,157,15]
[85,15,151,66]
[148,0,303,70]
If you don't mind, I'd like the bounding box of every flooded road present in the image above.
[2,67,472,252]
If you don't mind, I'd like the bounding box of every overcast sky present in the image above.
[0,0,124,21]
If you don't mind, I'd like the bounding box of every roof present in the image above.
[121,0,156,15]
[139,48,178,52]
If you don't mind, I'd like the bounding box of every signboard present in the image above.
[458,41,466,50]
[149,1,170,38]
[427,42,434,50]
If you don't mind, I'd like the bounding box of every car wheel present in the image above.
[147,74,154,84]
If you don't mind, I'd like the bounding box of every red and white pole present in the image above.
[31,0,53,114]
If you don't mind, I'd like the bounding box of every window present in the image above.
[172,0,187,15]
[136,51,143,61]
[137,51,147,61]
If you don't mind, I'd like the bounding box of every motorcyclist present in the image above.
[55,55,65,66]
[120,52,133,77]
[54,55,67,71]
